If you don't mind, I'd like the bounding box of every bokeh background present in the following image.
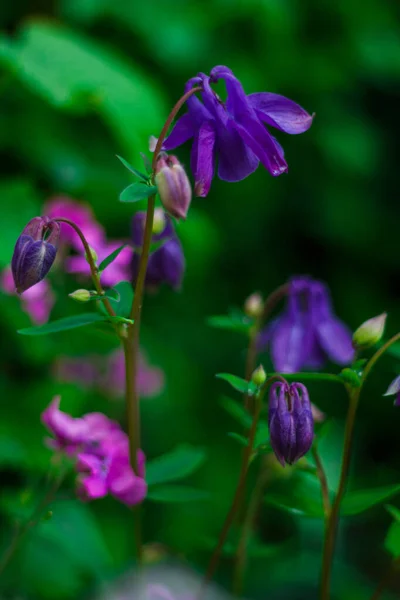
[0,0,400,598]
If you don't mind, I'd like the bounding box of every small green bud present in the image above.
[340,367,361,388]
[244,292,264,319]
[251,365,267,387]
[85,246,98,264]
[353,313,387,350]
[69,289,91,303]
[152,208,166,235]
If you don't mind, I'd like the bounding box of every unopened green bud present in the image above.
[69,289,91,303]
[152,208,166,235]
[85,246,98,264]
[251,365,267,387]
[244,292,264,319]
[353,313,387,350]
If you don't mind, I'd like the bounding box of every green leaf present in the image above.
[220,396,252,428]
[341,484,400,516]
[119,182,157,203]
[98,244,128,271]
[146,444,206,486]
[339,368,361,388]
[141,152,152,174]
[207,313,253,334]
[227,432,248,447]
[98,281,133,319]
[266,472,326,518]
[116,155,148,181]
[216,373,257,395]
[386,504,400,521]
[385,505,400,556]
[147,485,209,503]
[18,313,108,335]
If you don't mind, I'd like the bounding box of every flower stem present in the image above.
[320,331,400,600]
[0,471,64,576]
[54,218,115,318]
[369,556,400,600]
[202,395,263,589]
[312,445,331,519]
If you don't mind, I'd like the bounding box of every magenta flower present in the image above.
[44,196,105,252]
[41,397,147,506]
[1,267,55,325]
[268,382,314,466]
[131,212,185,291]
[158,65,313,197]
[66,239,133,287]
[77,448,147,506]
[258,276,354,373]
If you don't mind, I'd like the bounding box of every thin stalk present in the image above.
[0,471,64,576]
[320,331,400,600]
[370,556,400,600]
[312,445,331,519]
[122,84,203,563]
[202,396,263,589]
[54,218,115,318]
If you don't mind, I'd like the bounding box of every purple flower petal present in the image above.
[232,119,288,177]
[384,375,400,397]
[162,114,195,151]
[41,396,89,446]
[248,92,314,134]
[216,121,259,182]
[191,121,216,197]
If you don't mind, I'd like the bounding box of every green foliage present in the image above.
[216,373,258,395]
[146,444,206,486]
[119,182,158,203]
[208,311,254,335]
[98,244,129,271]
[18,313,109,335]
[147,485,209,502]
[116,155,148,182]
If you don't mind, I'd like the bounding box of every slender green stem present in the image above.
[202,395,263,589]
[0,471,64,576]
[312,445,331,519]
[370,556,400,600]
[320,331,400,600]
[54,218,115,318]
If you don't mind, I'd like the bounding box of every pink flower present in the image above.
[1,267,55,325]
[66,240,133,287]
[41,396,147,506]
[77,448,147,506]
[44,196,105,252]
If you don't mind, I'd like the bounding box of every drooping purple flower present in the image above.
[131,210,185,291]
[258,276,354,373]
[384,376,400,407]
[268,381,314,466]
[157,65,313,197]
[11,216,60,293]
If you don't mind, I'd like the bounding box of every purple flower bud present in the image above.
[155,155,192,220]
[384,375,400,407]
[131,211,185,291]
[268,382,314,466]
[11,216,60,293]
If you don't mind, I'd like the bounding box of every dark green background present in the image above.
[0,0,400,598]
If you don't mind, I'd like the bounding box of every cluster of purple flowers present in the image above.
[42,396,146,505]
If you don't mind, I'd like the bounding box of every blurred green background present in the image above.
[0,0,400,598]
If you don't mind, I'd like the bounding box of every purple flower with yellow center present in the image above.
[11,216,60,293]
[258,276,354,373]
[384,376,400,407]
[268,381,314,466]
[157,65,313,197]
[131,209,185,291]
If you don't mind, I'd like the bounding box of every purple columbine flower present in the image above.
[156,65,313,197]
[11,216,60,293]
[384,376,400,407]
[268,381,314,466]
[131,210,185,291]
[258,276,354,373]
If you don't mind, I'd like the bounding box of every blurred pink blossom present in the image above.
[53,349,165,399]
[44,196,105,251]
[1,267,55,325]
[66,240,133,287]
